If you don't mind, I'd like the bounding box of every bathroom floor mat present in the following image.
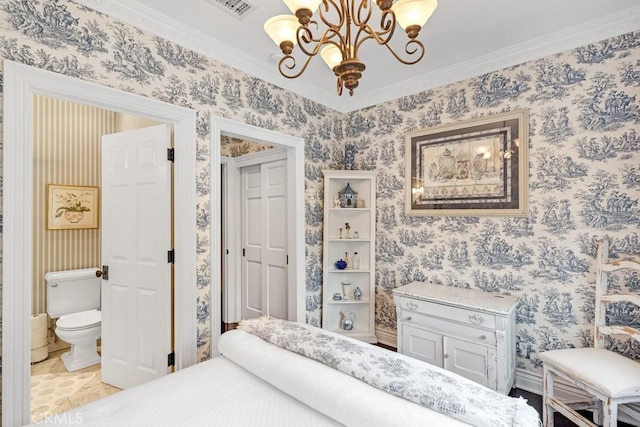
[31,372,95,422]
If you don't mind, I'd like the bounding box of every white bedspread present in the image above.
[30,352,339,426]
[30,322,532,427]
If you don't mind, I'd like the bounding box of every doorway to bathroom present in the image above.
[28,97,174,421]
[3,61,198,427]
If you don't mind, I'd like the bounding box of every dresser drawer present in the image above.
[394,282,518,394]
[400,312,497,346]
[397,296,496,330]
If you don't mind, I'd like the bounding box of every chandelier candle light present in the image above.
[264,0,438,96]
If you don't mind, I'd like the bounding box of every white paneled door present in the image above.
[101,124,173,389]
[241,159,288,320]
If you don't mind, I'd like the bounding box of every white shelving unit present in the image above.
[322,170,377,343]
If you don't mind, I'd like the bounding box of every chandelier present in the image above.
[264,0,438,96]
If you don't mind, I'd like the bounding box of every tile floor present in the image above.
[31,348,121,416]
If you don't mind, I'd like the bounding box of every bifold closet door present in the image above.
[241,159,288,320]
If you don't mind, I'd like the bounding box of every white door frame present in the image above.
[2,60,198,426]
[211,116,305,355]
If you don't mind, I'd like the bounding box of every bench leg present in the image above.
[602,400,617,427]
[543,366,555,427]
[593,400,601,425]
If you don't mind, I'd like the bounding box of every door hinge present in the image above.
[167,351,175,367]
[168,249,175,264]
[286,255,289,265]
[101,265,109,281]
[167,148,175,162]
[226,249,229,255]
[242,248,245,257]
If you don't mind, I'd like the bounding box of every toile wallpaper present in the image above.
[0,0,638,408]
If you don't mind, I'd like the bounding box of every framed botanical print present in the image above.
[47,184,100,230]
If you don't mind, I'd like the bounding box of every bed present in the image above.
[33,318,540,427]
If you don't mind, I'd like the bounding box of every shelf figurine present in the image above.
[341,311,354,331]
[339,183,357,208]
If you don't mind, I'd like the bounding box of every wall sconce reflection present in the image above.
[412,177,424,200]
[500,138,520,159]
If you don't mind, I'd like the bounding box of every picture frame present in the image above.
[46,184,100,230]
[405,110,529,217]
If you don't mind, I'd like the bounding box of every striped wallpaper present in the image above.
[32,95,162,315]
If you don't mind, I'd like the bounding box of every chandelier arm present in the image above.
[297,26,344,57]
[318,0,345,29]
[277,52,316,79]
[315,0,347,57]
[351,21,393,57]
[382,38,426,65]
[375,8,396,42]
[351,8,396,56]
[350,0,372,28]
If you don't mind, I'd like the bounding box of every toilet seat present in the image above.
[57,309,101,331]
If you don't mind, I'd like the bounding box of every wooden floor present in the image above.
[510,389,636,427]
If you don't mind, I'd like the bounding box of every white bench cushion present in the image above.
[540,347,640,398]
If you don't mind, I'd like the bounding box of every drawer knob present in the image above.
[403,316,412,322]
[469,314,485,325]
[406,301,418,310]
[480,335,487,340]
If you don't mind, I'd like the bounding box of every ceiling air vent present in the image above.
[206,0,256,19]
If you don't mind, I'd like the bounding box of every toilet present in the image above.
[46,268,102,372]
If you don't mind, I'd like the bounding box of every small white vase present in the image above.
[341,281,352,300]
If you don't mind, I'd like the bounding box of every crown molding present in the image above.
[74,1,640,113]
[72,0,342,112]
[340,5,640,112]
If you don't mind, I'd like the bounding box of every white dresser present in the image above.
[393,282,519,394]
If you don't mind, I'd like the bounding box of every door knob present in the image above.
[444,354,449,359]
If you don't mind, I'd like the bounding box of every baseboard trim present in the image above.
[375,328,397,348]
[47,339,70,353]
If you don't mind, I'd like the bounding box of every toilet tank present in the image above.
[46,268,102,318]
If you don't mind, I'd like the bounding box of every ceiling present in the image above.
[77,0,640,113]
